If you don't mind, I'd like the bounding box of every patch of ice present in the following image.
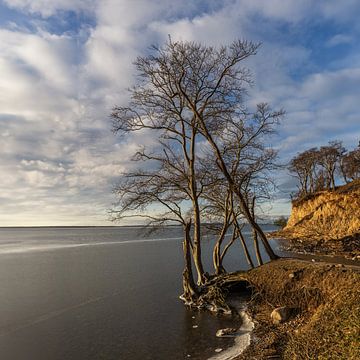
[208,310,254,360]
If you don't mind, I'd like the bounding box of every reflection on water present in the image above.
[0,225,278,360]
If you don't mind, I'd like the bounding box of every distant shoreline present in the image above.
[0,223,279,229]
[0,225,164,229]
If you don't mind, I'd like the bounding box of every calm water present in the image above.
[0,225,280,360]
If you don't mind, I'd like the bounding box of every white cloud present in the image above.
[0,0,360,224]
[234,0,315,23]
[320,0,360,22]
[301,68,360,101]
[3,0,95,17]
[326,34,354,47]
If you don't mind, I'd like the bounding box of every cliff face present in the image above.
[284,180,360,241]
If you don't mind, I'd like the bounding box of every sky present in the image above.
[0,0,359,226]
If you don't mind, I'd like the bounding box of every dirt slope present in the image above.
[283,180,360,241]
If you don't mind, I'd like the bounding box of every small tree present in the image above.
[289,140,349,197]
[317,141,346,190]
[340,146,360,183]
[288,148,319,196]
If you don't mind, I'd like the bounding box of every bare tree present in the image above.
[317,141,346,190]
[111,39,283,304]
[289,140,360,200]
[288,148,319,196]
[340,145,360,183]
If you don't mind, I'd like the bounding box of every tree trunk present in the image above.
[189,125,206,285]
[192,204,206,285]
[330,171,335,190]
[220,227,237,264]
[180,222,198,304]
[253,229,263,266]
[237,226,255,268]
[213,193,232,275]
[251,197,263,266]
[233,188,278,260]
[231,206,254,268]
[213,224,227,275]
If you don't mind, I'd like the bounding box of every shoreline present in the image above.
[269,231,360,262]
[208,310,254,360]
[270,227,360,253]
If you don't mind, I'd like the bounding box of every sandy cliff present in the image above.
[283,180,360,241]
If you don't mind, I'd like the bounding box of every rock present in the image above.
[216,327,238,337]
[214,348,223,353]
[271,306,292,324]
[192,325,198,329]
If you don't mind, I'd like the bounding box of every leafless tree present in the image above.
[288,148,319,196]
[317,141,346,190]
[340,145,360,183]
[111,39,283,304]
[289,140,359,199]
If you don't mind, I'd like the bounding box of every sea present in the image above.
[0,225,280,360]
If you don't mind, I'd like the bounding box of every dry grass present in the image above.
[226,259,360,359]
[284,180,360,241]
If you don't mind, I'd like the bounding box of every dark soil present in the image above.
[271,232,360,260]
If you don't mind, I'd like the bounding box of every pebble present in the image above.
[192,325,198,329]
[215,348,223,353]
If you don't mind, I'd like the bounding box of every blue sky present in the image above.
[0,0,359,226]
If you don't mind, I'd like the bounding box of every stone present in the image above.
[192,325,198,329]
[215,348,223,353]
[216,327,238,337]
[271,306,292,324]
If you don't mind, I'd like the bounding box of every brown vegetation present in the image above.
[222,259,360,359]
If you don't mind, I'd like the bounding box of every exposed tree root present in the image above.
[180,272,251,315]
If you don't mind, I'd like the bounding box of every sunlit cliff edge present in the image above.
[283,179,360,241]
